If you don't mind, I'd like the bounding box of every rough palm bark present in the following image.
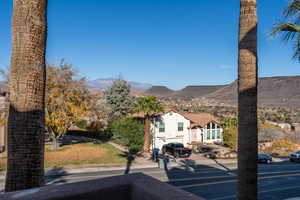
[238,0,258,199]
[5,0,47,192]
[144,115,151,152]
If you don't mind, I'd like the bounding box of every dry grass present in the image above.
[0,142,127,171]
[260,123,278,129]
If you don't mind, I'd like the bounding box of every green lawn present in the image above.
[0,142,127,171]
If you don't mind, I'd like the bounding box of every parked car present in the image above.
[162,143,192,158]
[290,151,300,162]
[257,154,272,164]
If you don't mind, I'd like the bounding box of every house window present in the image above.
[178,122,184,132]
[207,123,211,129]
[217,130,221,139]
[159,122,165,133]
[212,130,215,139]
[207,131,211,140]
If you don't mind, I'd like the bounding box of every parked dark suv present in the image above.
[162,143,192,158]
[290,151,300,162]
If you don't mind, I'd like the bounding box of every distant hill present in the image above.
[146,86,175,96]
[86,78,152,91]
[171,85,226,99]
[145,85,225,99]
[205,76,300,108]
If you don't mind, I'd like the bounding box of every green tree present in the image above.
[5,0,47,192]
[104,79,135,120]
[272,0,300,61]
[46,62,92,149]
[221,118,238,149]
[110,117,144,153]
[134,95,163,152]
[238,0,258,199]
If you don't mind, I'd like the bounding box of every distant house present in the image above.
[278,123,292,132]
[139,110,223,150]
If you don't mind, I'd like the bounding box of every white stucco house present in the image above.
[135,110,223,150]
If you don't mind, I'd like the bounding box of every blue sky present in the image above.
[0,0,299,90]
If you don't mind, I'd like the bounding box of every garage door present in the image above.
[153,137,184,151]
[165,137,184,144]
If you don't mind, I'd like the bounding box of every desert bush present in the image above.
[264,138,299,157]
[272,138,297,150]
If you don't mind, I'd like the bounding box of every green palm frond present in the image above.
[284,0,300,20]
[271,22,300,39]
[134,95,163,116]
[292,33,300,60]
[272,0,300,62]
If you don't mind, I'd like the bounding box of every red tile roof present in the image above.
[132,110,219,128]
[181,113,220,128]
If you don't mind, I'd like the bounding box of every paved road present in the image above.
[2,161,300,199]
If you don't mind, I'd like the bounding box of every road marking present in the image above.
[178,179,236,188]
[211,185,300,200]
[178,173,300,189]
[168,175,236,182]
[259,170,300,175]
[167,170,300,184]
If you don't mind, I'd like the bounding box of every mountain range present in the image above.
[145,85,226,99]
[205,76,300,108]
[145,76,300,108]
[76,76,300,108]
[86,78,152,91]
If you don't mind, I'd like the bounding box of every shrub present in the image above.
[223,126,237,150]
[221,117,237,150]
[110,117,144,153]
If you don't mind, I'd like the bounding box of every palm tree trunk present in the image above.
[143,115,151,152]
[5,0,47,192]
[238,0,258,199]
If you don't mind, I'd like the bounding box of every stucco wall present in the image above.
[151,111,190,150]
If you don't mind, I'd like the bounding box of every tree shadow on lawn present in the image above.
[47,130,110,150]
[66,130,111,143]
[44,167,68,185]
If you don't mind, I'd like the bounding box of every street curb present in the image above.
[0,163,163,180]
[0,158,240,180]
